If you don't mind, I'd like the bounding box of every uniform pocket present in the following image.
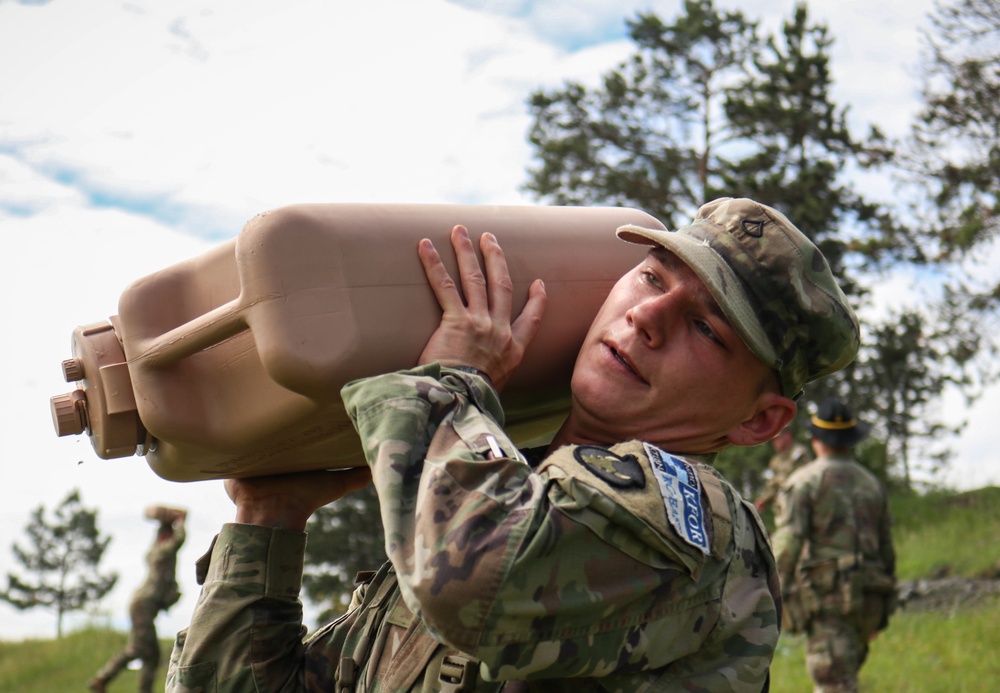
[166,661,217,693]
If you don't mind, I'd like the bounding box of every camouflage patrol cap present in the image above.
[616,197,859,398]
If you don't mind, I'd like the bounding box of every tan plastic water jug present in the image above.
[50,203,661,481]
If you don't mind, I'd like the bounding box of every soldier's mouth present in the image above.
[608,344,647,384]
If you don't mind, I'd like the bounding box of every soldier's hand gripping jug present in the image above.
[49,203,660,481]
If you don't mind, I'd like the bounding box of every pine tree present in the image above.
[907,0,999,260]
[854,310,964,488]
[720,3,898,281]
[525,0,760,228]
[0,489,118,637]
[897,0,1000,415]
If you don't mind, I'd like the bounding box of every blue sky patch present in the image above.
[445,0,629,52]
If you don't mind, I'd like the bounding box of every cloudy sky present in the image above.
[2,0,993,642]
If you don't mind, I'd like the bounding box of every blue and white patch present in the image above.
[644,442,710,555]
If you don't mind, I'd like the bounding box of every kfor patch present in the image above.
[574,446,646,489]
[643,443,710,555]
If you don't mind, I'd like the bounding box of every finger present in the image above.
[226,467,373,529]
[418,237,465,314]
[226,467,371,506]
[510,278,547,353]
[261,467,371,503]
[450,225,488,313]
[302,467,373,509]
[480,232,514,322]
[320,466,373,498]
[224,477,240,504]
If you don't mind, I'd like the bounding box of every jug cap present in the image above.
[49,319,151,459]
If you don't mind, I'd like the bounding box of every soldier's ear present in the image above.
[725,393,796,448]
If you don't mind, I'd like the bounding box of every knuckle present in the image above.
[472,315,493,333]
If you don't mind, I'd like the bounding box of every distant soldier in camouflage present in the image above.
[90,506,186,693]
[166,198,861,692]
[755,425,811,515]
[772,400,896,692]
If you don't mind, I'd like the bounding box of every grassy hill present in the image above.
[3,487,999,692]
[0,627,171,693]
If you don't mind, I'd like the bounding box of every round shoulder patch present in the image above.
[573,446,646,489]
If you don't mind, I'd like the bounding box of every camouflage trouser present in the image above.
[94,596,162,693]
[804,594,885,693]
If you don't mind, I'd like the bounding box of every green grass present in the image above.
[771,593,1000,692]
[0,627,169,693]
[891,486,1000,580]
[2,487,999,691]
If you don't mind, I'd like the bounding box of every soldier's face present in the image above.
[569,249,774,454]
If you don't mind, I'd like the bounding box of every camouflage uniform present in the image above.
[771,453,896,692]
[167,365,780,692]
[94,520,185,693]
[756,440,810,514]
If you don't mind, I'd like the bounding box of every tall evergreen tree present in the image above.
[720,3,899,282]
[907,0,1000,261]
[525,0,760,228]
[0,489,118,637]
[855,310,964,488]
[897,0,1000,408]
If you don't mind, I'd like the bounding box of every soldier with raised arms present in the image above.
[166,198,860,692]
[91,505,186,693]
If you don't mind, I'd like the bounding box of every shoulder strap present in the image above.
[696,466,733,559]
[335,564,499,692]
[336,562,401,692]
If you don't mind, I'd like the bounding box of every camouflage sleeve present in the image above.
[165,523,309,693]
[770,478,810,589]
[342,364,727,681]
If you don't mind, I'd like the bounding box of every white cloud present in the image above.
[3,0,558,232]
[0,155,85,214]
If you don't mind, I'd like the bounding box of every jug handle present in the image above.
[129,296,250,368]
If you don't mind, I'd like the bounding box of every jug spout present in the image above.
[49,318,151,459]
